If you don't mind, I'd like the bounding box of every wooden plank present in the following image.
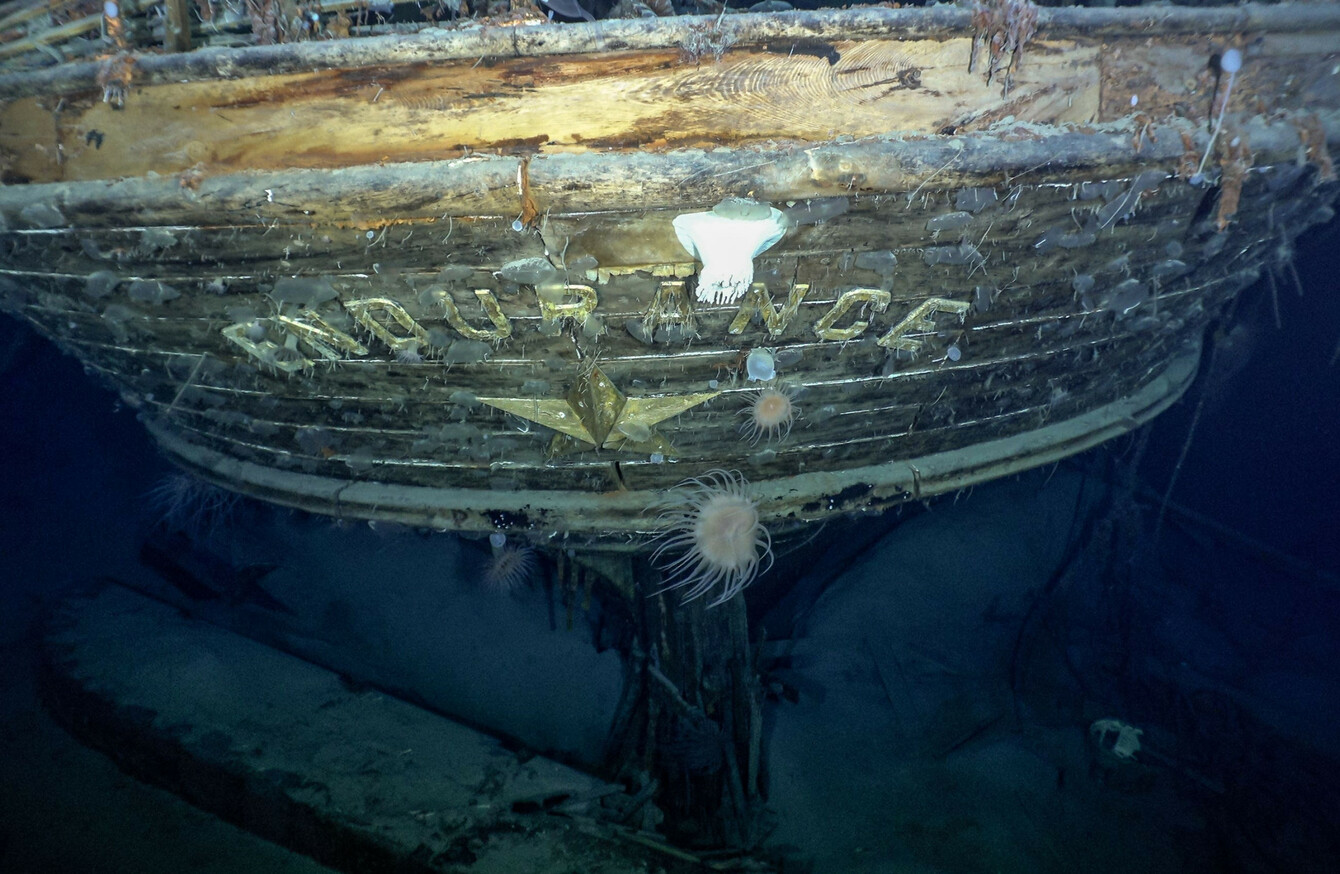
[124,344,1198,535]
[164,0,192,53]
[2,109,1333,227]
[6,4,1340,95]
[1,37,1099,183]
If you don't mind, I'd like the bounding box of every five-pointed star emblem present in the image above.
[477,363,719,457]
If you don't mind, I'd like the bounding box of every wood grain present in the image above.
[1,38,1097,184]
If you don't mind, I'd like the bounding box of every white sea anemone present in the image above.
[146,471,239,541]
[394,342,424,364]
[483,532,536,592]
[651,470,773,607]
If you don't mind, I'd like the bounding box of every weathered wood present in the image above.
[636,576,762,848]
[164,0,193,53]
[1,3,1337,540]
[2,143,1331,536]
[7,4,1340,89]
[3,5,1336,863]
[3,4,1339,185]
[4,112,1334,226]
[2,35,1099,184]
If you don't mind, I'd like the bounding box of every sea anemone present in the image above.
[651,470,772,607]
[147,471,239,541]
[394,342,424,364]
[740,385,797,444]
[672,198,788,305]
[483,532,536,592]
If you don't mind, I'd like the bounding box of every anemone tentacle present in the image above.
[649,469,772,607]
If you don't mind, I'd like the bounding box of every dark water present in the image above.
[1,215,1337,872]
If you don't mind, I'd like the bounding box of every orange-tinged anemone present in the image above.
[651,470,773,607]
[741,385,797,443]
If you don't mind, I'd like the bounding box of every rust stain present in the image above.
[1297,114,1336,181]
[496,52,680,88]
[1216,133,1252,230]
[518,156,540,229]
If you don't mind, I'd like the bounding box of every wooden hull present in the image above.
[2,5,1337,540]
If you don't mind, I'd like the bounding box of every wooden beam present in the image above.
[164,0,193,53]
[1,36,1100,183]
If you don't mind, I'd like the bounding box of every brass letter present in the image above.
[434,287,513,341]
[536,283,598,325]
[222,322,310,373]
[729,282,810,337]
[812,288,890,341]
[274,312,369,360]
[876,298,971,354]
[640,280,695,335]
[344,298,429,351]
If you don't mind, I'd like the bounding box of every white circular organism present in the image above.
[1221,48,1242,74]
[745,348,776,382]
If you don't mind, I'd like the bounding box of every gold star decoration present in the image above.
[477,363,719,457]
